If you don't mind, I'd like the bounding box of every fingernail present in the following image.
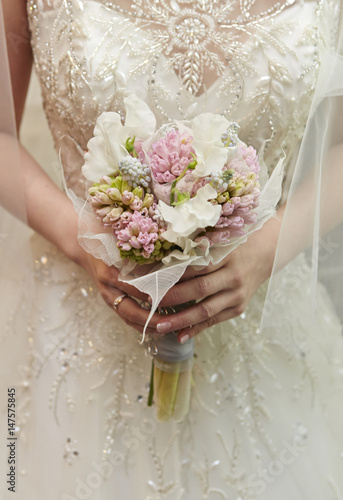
[179,334,190,344]
[157,321,172,333]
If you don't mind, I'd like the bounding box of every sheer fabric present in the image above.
[1,1,343,499]
[0,3,35,496]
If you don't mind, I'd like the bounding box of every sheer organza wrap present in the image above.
[261,15,343,346]
[0,0,35,485]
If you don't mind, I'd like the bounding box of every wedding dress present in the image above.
[1,1,343,499]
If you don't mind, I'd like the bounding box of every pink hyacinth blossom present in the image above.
[118,241,132,251]
[235,206,251,216]
[129,197,144,211]
[115,211,160,256]
[227,144,260,174]
[239,194,254,208]
[193,236,214,250]
[148,129,195,184]
[228,216,244,228]
[102,207,124,225]
[242,212,257,225]
[96,206,113,218]
[215,216,232,229]
[116,228,131,242]
[91,192,112,207]
[121,190,135,205]
[153,171,176,184]
[240,145,260,173]
[206,230,231,244]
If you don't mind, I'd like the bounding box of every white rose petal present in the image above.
[82,95,156,182]
[83,112,126,182]
[124,94,156,139]
[159,184,222,247]
[190,113,230,177]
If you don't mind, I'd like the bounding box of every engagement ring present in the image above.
[113,293,129,311]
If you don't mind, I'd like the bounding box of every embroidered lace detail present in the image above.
[14,235,343,499]
[27,0,339,196]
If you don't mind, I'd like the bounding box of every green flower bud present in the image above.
[112,176,123,191]
[121,180,131,193]
[217,192,229,204]
[125,136,138,158]
[107,188,122,202]
[132,186,144,199]
[142,194,154,209]
[88,185,100,196]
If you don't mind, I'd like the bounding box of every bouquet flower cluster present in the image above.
[69,95,283,421]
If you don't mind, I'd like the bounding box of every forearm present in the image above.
[0,132,82,264]
[263,142,343,274]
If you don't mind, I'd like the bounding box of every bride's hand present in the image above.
[156,224,279,343]
[78,249,163,335]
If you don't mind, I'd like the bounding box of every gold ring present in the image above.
[113,293,129,311]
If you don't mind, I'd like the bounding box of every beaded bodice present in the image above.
[27,0,339,196]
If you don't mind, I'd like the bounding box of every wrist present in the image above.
[46,200,88,269]
[247,214,282,285]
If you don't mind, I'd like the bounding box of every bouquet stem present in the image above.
[147,360,155,407]
[145,302,195,422]
[154,361,181,421]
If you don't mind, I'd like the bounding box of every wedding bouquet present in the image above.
[66,94,283,421]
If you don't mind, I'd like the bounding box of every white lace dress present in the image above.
[2,1,343,498]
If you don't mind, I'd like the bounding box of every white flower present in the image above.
[159,184,222,247]
[82,94,156,182]
[190,113,231,177]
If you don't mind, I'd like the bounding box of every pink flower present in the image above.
[115,211,160,256]
[205,230,231,244]
[102,207,124,225]
[240,145,260,173]
[95,206,113,218]
[239,194,254,208]
[116,228,131,241]
[222,202,234,216]
[229,216,243,228]
[143,243,155,254]
[235,207,251,216]
[215,216,232,229]
[154,171,176,184]
[90,192,113,207]
[242,212,257,225]
[121,190,135,205]
[129,197,143,211]
[148,129,195,184]
[118,241,131,251]
[142,246,155,259]
[112,211,133,231]
[193,235,214,250]
[227,144,260,174]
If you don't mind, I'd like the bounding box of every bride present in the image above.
[1,0,343,498]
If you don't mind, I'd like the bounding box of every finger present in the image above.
[180,264,215,281]
[160,271,228,306]
[95,261,148,301]
[98,281,164,329]
[177,307,244,343]
[117,281,149,301]
[180,257,231,280]
[162,267,244,306]
[116,315,158,336]
[117,298,165,329]
[156,290,244,334]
